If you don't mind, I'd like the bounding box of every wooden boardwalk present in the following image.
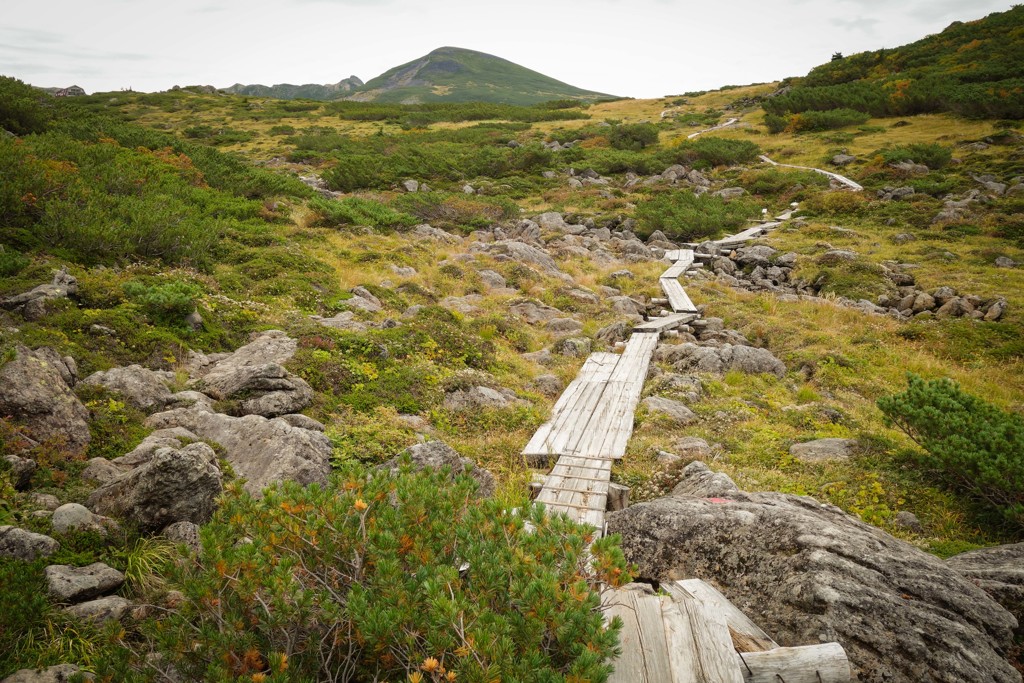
[521,227,852,682]
[759,154,864,191]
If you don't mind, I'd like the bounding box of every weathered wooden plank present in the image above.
[633,313,696,333]
[759,155,863,191]
[660,277,699,313]
[606,591,673,683]
[662,599,701,683]
[715,225,765,244]
[736,643,851,683]
[671,580,777,652]
[661,262,690,279]
[673,587,745,683]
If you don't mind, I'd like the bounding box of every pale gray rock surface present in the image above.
[641,396,698,425]
[80,365,174,412]
[145,405,332,496]
[947,542,1024,632]
[655,342,786,377]
[64,595,132,624]
[87,443,223,532]
[789,437,857,463]
[51,503,115,535]
[0,346,90,452]
[45,562,125,603]
[0,664,92,683]
[162,520,201,554]
[0,526,59,560]
[607,466,1021,683]
[443,385,525,412]
[669,461,739,498]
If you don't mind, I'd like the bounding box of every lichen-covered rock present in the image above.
[162,520,201,554]
[51,503,116,535]
[145,405,331,496]
[45,562,125,603]
[0,526,59,560]
[789,438,857,463]
[0,346,90,453]
[655,342,785,378]
[947,542,1024,633]
[64,595,132,624]
[669,461,739,498]
[380,441,495,498]
[607,468,1021,683]
[190,330,314,417]
[443,385,525,412]
[87,443,223,532]
[80,365,174,412]
[4,454,36,489]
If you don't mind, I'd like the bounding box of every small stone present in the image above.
[4,454,36,490]
[45,562,125,603]
[642,396,698,425]
[671,436,713,458]
[162,520,201,554]
[894,511,924,534]
[0,526,59,560]
[28,493,61,511]
[789,438,857,463]
[994,256,1016,268]
[64,595,132,624]
[51,503,114,535]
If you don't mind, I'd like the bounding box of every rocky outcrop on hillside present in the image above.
[948,542,1024,633]
[606,465,1022,683]
[692,242,1008,321]
[0,345,90,453]
[81,365,175,412]
[0,268,78,320]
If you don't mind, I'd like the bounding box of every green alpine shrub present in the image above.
[878,373,1024,530]
[126,466,629,682]
[634,190,757,242]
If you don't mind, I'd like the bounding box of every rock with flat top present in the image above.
[789,438,857,463]
[0,664,92,683]
[51,503,116,535]
[443,386,525,412]
[45,562,125,603]
[81,365,174,412]
[64,595,132,624]
[641,396,698,425]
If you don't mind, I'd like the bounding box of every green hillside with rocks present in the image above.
[1,9,1023,681]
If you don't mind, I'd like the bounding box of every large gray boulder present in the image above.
[0,346,90,453]
[45,562,125,603]
[87,443,223,532]
[606,466,1021,683]
[509,300,564,325]
[380,441,496,498]
[477,240,564,277]
[443,385,525,412]
[655,342,786,378]
[190,330,313,417]
[51,503,116,535]
[0,526,59,560]
[80,365,174,412]
[947,542,1024,632]
[145,405,331,496]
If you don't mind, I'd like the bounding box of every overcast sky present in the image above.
[2,0,1015,98]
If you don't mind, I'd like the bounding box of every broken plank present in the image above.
[669,580,777,652]
[736,643,851,683]
[633,313,697,333]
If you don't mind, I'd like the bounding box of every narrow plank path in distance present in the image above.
[759,154,864,191]
[521,204,852,682]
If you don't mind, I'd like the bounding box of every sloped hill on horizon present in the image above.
[223,76,364,100]
[765,5,1024,119]
[346,46,615,105]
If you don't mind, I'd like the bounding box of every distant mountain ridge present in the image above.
[345,46,614,105]
[222,47,614,105]
[223,76,364,100]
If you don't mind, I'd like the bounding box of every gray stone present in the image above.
[985,298,1007,322]
[596,321,631,345]
[380,441,496,498]
[0,526,59,560]
[0,268,78,310]
[162,520,201,554]
[656,343,785,378]
[28,493,61,511]
[735,245,777,267]
[545,318,583,335]
[145,406,331,497]
[912,292,936,313]
[440,294,483,315]
[789,438,857,463]
[0,346,90,453]
[479,240,563,277]
[64,595,132,624]
[509,300,563,324]
[555,337,592,357]
[947,543,1024,631]
[477,269,507,289]
[443,385,525,412]
[88,443,223,532]
[931,286,958,306]
[534,212,569,232]
[532,374,563,396]
[191,331,313,418]
[713,187,746,199]
[51,503,116,535]
[670,461,739,498]
[831,154,856,166]
[411,223,460,244]
[995,256,1017,268]
[671,436,713,459]
[607,485,1021,683]
[81,365,175,412]
[894,510,924,534]
[642,396,698,425]
[819,249,858,263]
[0,664,92,683]
[4,454,36,490]
[607,296,645,320]
[401,179,419,192]
[45,562,125,603]
[656,451,681,465]
[275,413,325,432]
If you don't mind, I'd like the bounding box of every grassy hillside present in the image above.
[764,5,1024,120]
[223,76,364,100]
[1,53,1023,675]
[348,46,615,105]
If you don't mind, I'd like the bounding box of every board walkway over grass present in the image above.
[521,212,851,681]
[759,154,864,191]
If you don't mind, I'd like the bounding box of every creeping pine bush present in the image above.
[878,374,1024,531]
[122,279,203,326]
[634,190,757,242]
[117,466,630,682]
[879,143,953,170]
